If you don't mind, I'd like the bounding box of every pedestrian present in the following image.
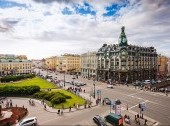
[57,109,60,114]
[135,115,137,122]
[44,104,46,110]
[144,119,147,125]
[102,99,105,105]
[76,103,79,109]
[69,106,71,112]
[84,89,85,93]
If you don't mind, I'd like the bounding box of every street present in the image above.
[33,68,170,125]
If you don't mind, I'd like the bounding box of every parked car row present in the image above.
[133,79,163,86]
[66,81,87,87]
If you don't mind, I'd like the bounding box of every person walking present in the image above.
[69,106,71,112]
[57,109,60,115]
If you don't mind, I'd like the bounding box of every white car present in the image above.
[107,84,113,88]
[16,117,37,126]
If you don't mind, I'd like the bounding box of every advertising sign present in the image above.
[140,102,146,111]
[115,104,121,115]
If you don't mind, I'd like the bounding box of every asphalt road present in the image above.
[33,68,170,125]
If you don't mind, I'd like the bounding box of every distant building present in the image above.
[44,54,81,74]
[32,60,42,68]
[57,54,81,74]
[80,51,97,78]
[45,56,58,71]
[0,56,32,76]
[167,60,170,76]
[157,55,169,78]
[96,26,157,83]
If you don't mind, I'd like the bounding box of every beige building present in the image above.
[44,54,81,74]
[81,51,97,78]
[167,60,170,76]
[57,54,81,74]
[157,55,169,78]
[0,58,32,76]
[45,56,58,71]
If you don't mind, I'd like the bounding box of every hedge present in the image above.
[0,74,35,83]
[33,91,71,105]
[0,85,40,96]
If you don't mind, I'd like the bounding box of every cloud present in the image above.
[0,0,169,59]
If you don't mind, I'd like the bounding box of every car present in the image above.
[103,98,111,105]
[93,115,107,126]
[143,80,151,84]
[75,83,81,87]
[107,84,113,88]
[80,83,87,86]
[16,117,37,126]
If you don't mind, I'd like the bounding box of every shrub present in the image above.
[33,91,47,99]
[33,91,70,105]
[51,96,66,104]
[0,85,40,96]
[43,92,56,101]
[0,74,35,83]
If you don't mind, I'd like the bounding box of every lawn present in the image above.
[0,77,56,89]
[46,89,86,109]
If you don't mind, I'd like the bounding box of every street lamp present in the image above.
[72,75,75,91]
[93,80,95,99]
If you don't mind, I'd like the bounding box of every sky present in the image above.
[0,0,170,59]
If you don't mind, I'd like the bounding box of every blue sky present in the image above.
[0,0,170,59]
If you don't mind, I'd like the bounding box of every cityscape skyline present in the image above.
[0,0,169,59]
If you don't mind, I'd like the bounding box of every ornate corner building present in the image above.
[96,26,157,83]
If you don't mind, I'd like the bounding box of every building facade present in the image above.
[44,54,81,74]
[96,26,157,83]
[57,54,81,74]
[0,57,32,76]
[81,51,97,78]
[167,60,170,76]
[157,55,169,78]
[45,56,58,71]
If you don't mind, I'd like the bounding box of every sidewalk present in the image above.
[122,109,158,126]
[33,91,98,114]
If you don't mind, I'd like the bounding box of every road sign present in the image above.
[140,102,146,111]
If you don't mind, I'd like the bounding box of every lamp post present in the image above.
[72,75,75,91]
[64,71,65,87]
[93,80,95,99]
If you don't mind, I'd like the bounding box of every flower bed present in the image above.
[0,107,28,126]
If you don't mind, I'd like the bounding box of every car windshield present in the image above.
[98,116,105,123]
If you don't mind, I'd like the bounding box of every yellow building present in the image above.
[16,55,27,60]
[45,56,57,71]
[0,58,32,75]
[57,54,81,74]
[44,54,81,74]
[157,55,169,78]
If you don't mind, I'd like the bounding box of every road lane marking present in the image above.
[85,121,92,126]
[128,91,143,96]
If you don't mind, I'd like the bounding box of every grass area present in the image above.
[46,89,86,109]
[0,77,56,89]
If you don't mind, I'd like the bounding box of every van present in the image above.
[105,113,123,126]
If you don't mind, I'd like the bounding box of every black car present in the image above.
[103,98,111,105]
[93,115,107,126]
[80,83,87,86]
